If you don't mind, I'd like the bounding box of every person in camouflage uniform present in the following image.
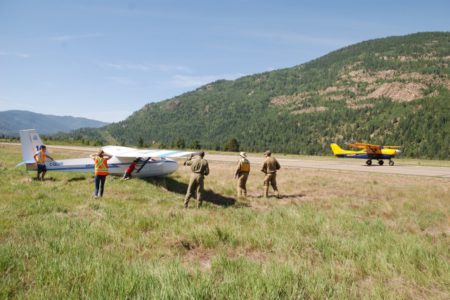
[183,151,209,208]
[261,150,281,198]
[235,152,250,198]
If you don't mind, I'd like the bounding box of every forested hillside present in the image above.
[61,32,450,159]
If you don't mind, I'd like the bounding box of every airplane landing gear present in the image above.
[389,160,394,166]
[378,160,384,166]
[366,160,372,166]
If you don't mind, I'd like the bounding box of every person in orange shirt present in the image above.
[33,145,54,181]
[90,150,112,198]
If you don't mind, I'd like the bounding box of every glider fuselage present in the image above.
[24,157,178,177]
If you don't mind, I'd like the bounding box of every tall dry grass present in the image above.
[0,144,449,299]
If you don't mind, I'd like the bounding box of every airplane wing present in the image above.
[347,143,400,154]
[347,143,372,149]
[347,143,382,154]
[101,146,199,159]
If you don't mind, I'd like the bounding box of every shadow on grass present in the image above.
[66,176,86,182]
[32,177,57,182]
[142,177,236,207]
[250,193,306,199]
[279,193,306,199]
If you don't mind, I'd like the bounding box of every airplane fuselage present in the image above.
[330,143,400,166]
[27,157,179,177]
[333,150,397,160]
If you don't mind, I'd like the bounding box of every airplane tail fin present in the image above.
[17,129,43,167]
[330,143,345,156]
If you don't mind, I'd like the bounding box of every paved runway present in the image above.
[207,154,450,178]
[4,143,450,178]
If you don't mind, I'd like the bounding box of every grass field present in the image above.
[0,144,449,299]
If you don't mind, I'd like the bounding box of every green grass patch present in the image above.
[0,144,449,299]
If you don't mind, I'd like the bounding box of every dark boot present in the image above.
[275,190,280,199]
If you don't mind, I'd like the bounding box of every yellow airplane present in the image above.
[330,143,401,166]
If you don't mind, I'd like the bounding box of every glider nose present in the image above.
[396,149,402,155]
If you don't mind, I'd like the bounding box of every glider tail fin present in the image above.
[19,129,43,163]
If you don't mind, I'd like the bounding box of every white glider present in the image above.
[17,129,198,177]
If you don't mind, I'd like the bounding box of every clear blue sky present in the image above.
[1,0,449,122]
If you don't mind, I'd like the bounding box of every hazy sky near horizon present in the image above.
[1,0,449,122]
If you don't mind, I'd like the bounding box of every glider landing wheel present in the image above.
[389,160,394,166]
[378,160,384,166]
[366,160,372,166]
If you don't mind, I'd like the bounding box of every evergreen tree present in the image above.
[224,138,240,152]
[176,138,186,149]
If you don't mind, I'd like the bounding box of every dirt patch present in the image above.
[399,72,432,81]
[320,86,338,94]
[380,54,441,62]
[272,55,450,108]
[19,177,33,184]
[169,237,213,272]
[246,197,273,212]
[386,276,449,300]
[228,246,270,263]
[271,67,449,109]
[364,82,426,102]
[346,102,375,110]
[270,93,309,106]
[326,94,345,101]
[337,68,449,102]
[291,106,328,114]
[183,247,213,271]
[346,69,387,82]
[342,69,397,83]
[319,86,358,102]
[69,203,106,220]
[347,69,377,83]
[164,99,181,109]
[423,225,450,237]
[178,243,274,272]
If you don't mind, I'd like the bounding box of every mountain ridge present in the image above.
[0,110,108,136]
[60,32,450,159]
